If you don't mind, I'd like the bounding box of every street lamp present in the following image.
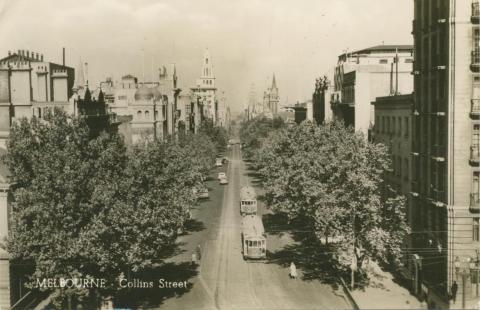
[455,256,477,309]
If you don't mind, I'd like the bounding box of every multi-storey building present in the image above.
[412,1,480,309]
[102,64,181,144]
[371,94,414,284]
[0,49,75,148]
[192,49,217,124]
[372,94,413,203]
[331,45,414,138]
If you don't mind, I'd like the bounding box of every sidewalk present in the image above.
[351,263,427,309]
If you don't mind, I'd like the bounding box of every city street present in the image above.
[160,144,350,310]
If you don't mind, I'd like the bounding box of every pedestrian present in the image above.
[196,244,202,261]
[289,262,297,279]
[451,281,458,303]
[191,251,197,266]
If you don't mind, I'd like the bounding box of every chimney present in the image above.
[26,51,30,59]
[17,49,21,56]
[35,52,39,60]
[7,51,11,56]
[40,54,44,61]
[62,47,65,66]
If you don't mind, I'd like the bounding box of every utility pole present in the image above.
[351,204,356,290]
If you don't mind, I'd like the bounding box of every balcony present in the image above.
[473,1,480,24]
[430,189,446,206]
[470,193,480,212]
[471,51,480,72]
[471,145,480,166]
[431,144,445,161]
[472,99,480,118]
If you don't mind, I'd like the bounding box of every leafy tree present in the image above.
[178,132,216,177]
[2,109,198,305]
[239,116,285,161]
[255,121,409,276]
[199,119,228,154]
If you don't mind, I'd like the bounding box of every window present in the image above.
[386,117,390,134]
[379,59,388,64]
[398,156,402,177]
[404,117,409,137]
[145,110,150,118]
[398,117,402,136]
[473,124,480,146]
[137,111,142,118]
[405,58,414,63]
[474,218,480,242]
[404,158,409,181]
[382,117,385,133]
[393,118,396,135]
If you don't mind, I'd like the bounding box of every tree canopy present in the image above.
[2,109,213,304]
[254,121,409,273]
[239,116,285,160]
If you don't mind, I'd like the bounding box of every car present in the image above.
[222,157,228,164]
[215,158,223,167]
[219,177,228,185]
[218,172,226,180]
[193,187,209,199]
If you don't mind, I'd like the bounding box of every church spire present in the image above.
[271,73,277,89]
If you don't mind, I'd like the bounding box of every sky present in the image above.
[0,0,413,115]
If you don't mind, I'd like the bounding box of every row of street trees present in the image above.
[2,109,223,306]
[239,116,285,161]
[241,119,409,287]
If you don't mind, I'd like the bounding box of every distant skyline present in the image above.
[0,0,413,115]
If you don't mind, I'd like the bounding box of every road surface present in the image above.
[160,144,350,310]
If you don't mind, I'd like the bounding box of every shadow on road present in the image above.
[113,262,198,309]
[184,218,206,234]
[265,218,344,290]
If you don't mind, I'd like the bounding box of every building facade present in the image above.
[371,94,415,286]
[192,49,217,124]
[0,50,75,148]
[103,64,181,144]
[412,1,480,309]
[331,45,414,138]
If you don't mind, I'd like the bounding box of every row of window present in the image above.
[378,58,414,64]
[136,110,158,119]
[375,115,410,138]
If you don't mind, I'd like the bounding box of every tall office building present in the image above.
[331,45,414,138]
[412,1,480,308]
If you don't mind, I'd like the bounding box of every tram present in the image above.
[240,186,257,215]
[241,215,267,260]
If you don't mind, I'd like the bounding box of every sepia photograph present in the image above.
[0,0,479,309]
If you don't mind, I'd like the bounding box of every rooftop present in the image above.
[339,44,413,60]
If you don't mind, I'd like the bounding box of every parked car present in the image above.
[193,187,209,199]
[219,177,228,185]
[218,172,226,180]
